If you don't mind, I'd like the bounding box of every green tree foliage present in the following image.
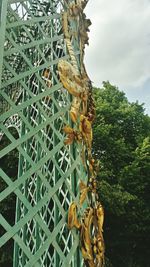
[93,82,150,267]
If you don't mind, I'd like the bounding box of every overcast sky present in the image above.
[84,0,150,114]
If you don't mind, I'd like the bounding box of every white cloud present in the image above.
[84,0,150,93]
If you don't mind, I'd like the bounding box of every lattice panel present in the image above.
[0,1,86,266]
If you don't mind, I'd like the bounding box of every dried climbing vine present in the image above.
[58,1,105,266]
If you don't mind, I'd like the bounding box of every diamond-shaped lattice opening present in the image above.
[0,223,6,238]
[54,199,63,224]
[38,44,52,63]
[57,182,71,212]
[0,192,16,227]
[10,2,29,21]
[51,72,60,88]
[27,136,39,162]
[0,123,20,146]
[53,15,63,30]
[56,147,72,174]
[51,43,65,62]
[0,128,19,179]
[41,93,52,107]
[25,218,37,253]
[0,95,10,116]
[25,174,50,205]
[58,88,71,107]
[54,116,66,135]
[0,129,11,146]
[17,242,29,266]
[37,226,48,250]
[2,63,14,82]
[42,244,54,267]
[7,126,20,140]
[45,137,54,153]
[24,0,51,21]
[50,99,60,115]
[0,237,14,266]
[40,182,48,198]
[28,104,40,128]
[39,197,55,232]
[19,201,27,221]
[54,251,64,267]
[5,52,30,74]
[30,78,39,95]
[57,224,73,257]
[0,177,7,193]
[41,161,54,184]
[2,83,22,106]
[41,125,52,142]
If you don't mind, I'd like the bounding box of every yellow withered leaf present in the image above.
[63,125,74,134]
[80,208,94,265]
[67,202,81,230]
[79,180,89,206]
[81,148,87,170]
[64,136,74,145]
[80,188,89,206]
[79,115,93,148]
[80,115,92,134]
[70,96,81,123]
[69,109,78,124]
[63,126,75,145]
[79,180,87,191]
[81,246,93,261]
[68,203,76,229]
[89,158,95,173]
[58,60,83,97]
[96,203,104,232]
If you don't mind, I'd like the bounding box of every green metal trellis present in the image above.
[0,0,87,266]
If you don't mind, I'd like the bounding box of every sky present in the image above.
[84,0,150,114]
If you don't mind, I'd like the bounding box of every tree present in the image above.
[93,82,150,267]
[120,137,150,267]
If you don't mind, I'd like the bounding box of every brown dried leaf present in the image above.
[79,188,89,206]
[79,180,89,206]
[79,180,87,191]
[68,202,81,229]
[64,135,74,145]
[97,204,104,232]
[63,125,74,134]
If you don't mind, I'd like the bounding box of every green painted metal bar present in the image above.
[13,101,27,266]
[6,13,61,29]
[0,139,64,202]
[1,55,70,89]
[9,0,27,3]
[0,82,62,122]
[0,0,8,88]
[35,66,42,258]
[0,176,66,247]
[0,137,80,211]
[24,217,66,267]
[4,35,63,56]
[0,169,67,232]
[61,238,79,267]
[13,129,80,209]
[0,215,33,260]
[0,105,68,158]
[0,1,88,266]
